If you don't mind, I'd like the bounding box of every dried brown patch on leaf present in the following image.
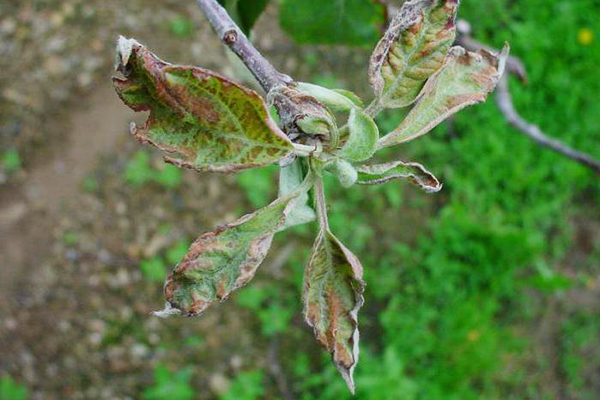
[369,0,459,108]
[303,229,364,393]
[379,44,509,148]
[112,37,293,173]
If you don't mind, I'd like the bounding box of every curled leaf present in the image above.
[161,173,314,317]
[369,0,459,108]
[295,82,360,112]
[378,45,509,148]
[304,229,364,393]
[279,159,315,228]
[326,159,358,188]
[357,160,442,192]
[268,86,339,147]
[338,108,379,162]
[112,37,293,173]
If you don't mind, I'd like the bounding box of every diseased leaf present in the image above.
[338,108,379,162]
[304,229,364,393]
[112,37,293,173]
[280,0,384,46]
[378,45,509,148]
[369,0,459,108]
[268,85,339,148]
[160,173,314,317]
[295,82,359,112]
[357,160,442,192]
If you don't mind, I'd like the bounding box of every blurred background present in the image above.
[0,0,599,399]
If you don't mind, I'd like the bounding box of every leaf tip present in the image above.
[338,366,357,394]
[153,302,181,318]
[115,36,140,70]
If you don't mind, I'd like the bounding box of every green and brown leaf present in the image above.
[162,173,314,317]
[369,0,459,108]
[378,45,509,148]
[303,229,365,393]
[357,160,442,192]
[112,37,293,173]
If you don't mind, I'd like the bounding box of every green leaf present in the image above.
[369,0,459,108]
[159,173,314,317]
[378,45,509,148]
[332,89,365,108]
[217,0,270,35]
[280,0,384,46]
[338,109,379,162]
[238,0,270,34]
[112,37,293,173]
[303,229,365,393]
[357,160,442,192]
[326,159,358,188]
[295,82,359,112]
[279,159,316,228]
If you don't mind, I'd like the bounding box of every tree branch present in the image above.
[195,0,292,93]
[495,76,600,174]
[455,22,600,175]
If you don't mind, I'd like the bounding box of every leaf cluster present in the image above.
[112,0,509,391]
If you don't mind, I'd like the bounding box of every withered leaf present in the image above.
[357,160,442,192]
[112,37,293,173]
[304,229,364,393]
[369,0,459,108]
[161,173,314,317]
[378,45,509,148]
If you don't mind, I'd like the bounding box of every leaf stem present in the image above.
[195,0,292,93]
[314,171,329,230]
[364,97,384,118]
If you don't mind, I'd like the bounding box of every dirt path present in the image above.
[0,79,138,306]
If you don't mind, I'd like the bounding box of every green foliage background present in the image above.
[232,0,600,399]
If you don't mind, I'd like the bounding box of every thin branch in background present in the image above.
[195,0,292,92]
[495,76,600,174]
[456,20,600,175]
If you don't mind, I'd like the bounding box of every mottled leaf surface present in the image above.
[304,229,364,393]
[163,175,313,317]
[369,0,459,108]
[280,0,384,46]
[357,161,442,192]
[338,108,379,162]
[379,45,509,148]
[112,37,292,173]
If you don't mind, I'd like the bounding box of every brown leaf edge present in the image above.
[368,0,460,100]
[357,161,442,193]
[113,37,293,173]
[155,171,314,318]
[303,229,365,393]
[378,44,509,148]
